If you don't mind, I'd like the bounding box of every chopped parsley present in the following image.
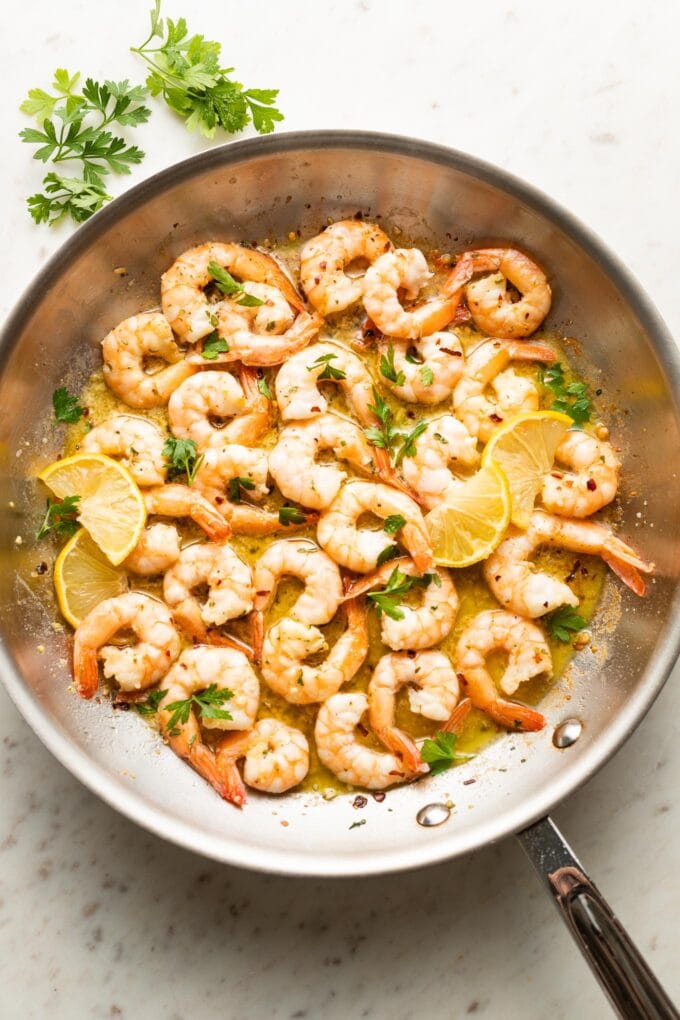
[52,387,84,424]
[278,505,307,526]
[379,341,405,387]
[164,683,233,733]
[308,352,346,381]
[162,437,203,484]
[383,514,406,536]
[420,731,461,775]
[132,689,167,716]
[546,605,587,643]
[542,363,592,426]
[36,495,81,540]
[228,476,256,503]
[201,331,229,359]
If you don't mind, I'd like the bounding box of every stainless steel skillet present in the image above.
[0,131,678,1018]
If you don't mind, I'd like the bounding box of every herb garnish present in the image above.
[420,731,462,775]
[366,567,414,621]
[52,387,84,424]
[131,1,284,138]
[308,352,347,381]
[393,420,428,467]
[278,505,307,526]
[228,476,256,504]
[201,331,229,359]
[376,544,400,567]
[36,495,81,540]
[20,71,150,225]
[364,387,426,466]
[207,261,265,306]
[379,341,405,387]
[383,514,406,536]
[162,437,204,484]
[542,363,592,426]
[132,689,167,716]
[546,605,587,643]
[420,365,434,386]
[257,376,273,400]
[164,683,233,733]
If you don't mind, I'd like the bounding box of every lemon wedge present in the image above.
[425,463,511,568]
[482,410,572,528]
[54,528,129,627]
[39,453,146,565]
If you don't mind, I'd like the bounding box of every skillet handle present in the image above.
[517,816,679,1020]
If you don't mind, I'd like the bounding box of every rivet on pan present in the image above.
[416,803,451,827]
[553,718,583,749]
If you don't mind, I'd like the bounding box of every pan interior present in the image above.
[1,133,679,876]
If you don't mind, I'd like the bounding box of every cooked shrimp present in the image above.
[82,415,167,486]
[275,341,377,425]
[261,598,368,704]
[378,331,466,404]
[163,542,254,641]
[541,430,620,517]
[216,719,310,805]
[454,610,550,730]
[124,523,180,575]
[368,651,461,771]
[484,510,654,616]
[300,220,393,315]
[101,312,197,410]
[73,592,180,699]
[143,484,231,541]
[400,415,479,510]
[186,283,321,367]
[161,241,304,344]
[168,365,269,450]
[453,338,556,441]
[268,413,378,510]
[315,692,416,789]
[462,248,552,338]
[159,646,259,801]
[317,481,433,573]
[345,558,458,650]
[362,248,471,340]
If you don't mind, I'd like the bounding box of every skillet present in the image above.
[1,131,679,1017]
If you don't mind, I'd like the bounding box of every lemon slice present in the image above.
[425,463,511,568]
[54,528,129,627]
[39,453,146,565]
[482,410,572,528]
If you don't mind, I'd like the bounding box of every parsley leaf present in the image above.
[162,437,204,484]
[383,514,406,536]
[279,505,307,526]
[20,72,150,225]
[420,731,461,775]
[376,544,400,567]
[36,495,81,540]
[52,387,84,424]
[236,291,265,308]
[207,260,242,295]
[308,352,347,381]
[541,362,592,426]
[547,605,587,643]
[257,376,273,400]
[364,386,399,454]
[201,331,229,359]
[132,689,167,716]
[131,2,283,139]
[164,683,233,732]
[349,819,366,830]
[228,476,256,504]
[366,567,413,621]
[420,365,434,386]
[380,341,406,387]
[393,420,428,466]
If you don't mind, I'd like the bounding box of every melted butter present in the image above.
[61,239,607,796]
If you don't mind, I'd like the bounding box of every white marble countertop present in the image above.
[1,1,678,1017]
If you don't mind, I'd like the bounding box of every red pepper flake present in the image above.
[489,413,503,423]
[586,478,597,491]
[372,791,386,803]
[463,779,476,786]
[352,795,368,810]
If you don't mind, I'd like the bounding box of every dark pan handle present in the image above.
[517,816,679,1019]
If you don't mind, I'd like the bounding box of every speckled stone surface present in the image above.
[1,2,678,1017]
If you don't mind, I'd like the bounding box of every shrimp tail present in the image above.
[342,557,411,599]
[377,726,423,774]
[371,447,423,503]
[187,744,236,802]
[250,610,265,663]
[402,522,435,574]
[215,732,251,807]
[206,630,255,660]
[73,641,99,699]
[190,497,232,541]
[487,699,545,732]
[502,340,556,363]
[442,697,472,734]
[602,552,646,596]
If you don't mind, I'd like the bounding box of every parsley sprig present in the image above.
[36,495,81,540]
[131,1,284,138]
[308,352,347,381]
[420,731,464,775]
[164,684,233,733]
[366,567,439,621]
[52,387,84,424]
[132,689,168,717]
[201,332,230,360]
[207,261,265,306]
[379,342,405,387]
[228,476,256,504]
[363,388,427,466]
[20,70,150,225]
[542,363,592,426]
[162,437,204,484]
[279,505,307,526]
[547,605,587,643]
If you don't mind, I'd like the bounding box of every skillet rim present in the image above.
[2,129,679,877]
